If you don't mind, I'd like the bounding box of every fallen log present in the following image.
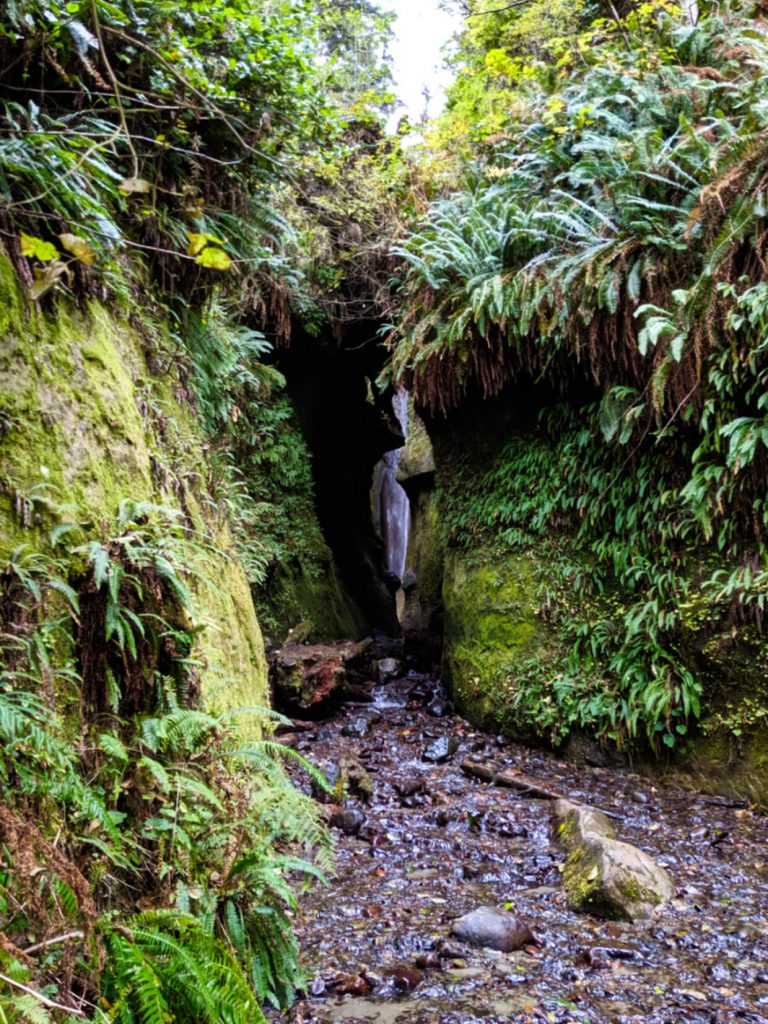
[460,759,621,819]
[460,760,562,800]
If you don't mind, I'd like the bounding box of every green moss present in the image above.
[402,485,445,632]
[442,548,551,737]
[0,253,268,727]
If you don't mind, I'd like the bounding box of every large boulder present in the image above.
[271,640,362,713]
[554,799,674,922]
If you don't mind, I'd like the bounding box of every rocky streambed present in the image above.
[275,667,768,1024]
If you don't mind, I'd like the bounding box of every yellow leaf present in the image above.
[118,176,153,194]
[187,231,226,256]
[186,232,208,257]
[20,233,59,262]
[586,865,599,881]
[195,246,231,271]
[59,233,96,265]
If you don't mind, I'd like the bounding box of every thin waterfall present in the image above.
[379,389,411,585]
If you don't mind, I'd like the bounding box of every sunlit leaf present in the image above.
[20,233,59,262]
[59,233,97,265]
[118,177,153,194]
[195,246,232,270]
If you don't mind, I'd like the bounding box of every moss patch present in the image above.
[0,254,268,728]
[442,548,550,737]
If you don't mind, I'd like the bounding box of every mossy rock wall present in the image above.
[427,385,768,802]
[401,481,444,633]
[441,548,550,736]
[0,254,268,724]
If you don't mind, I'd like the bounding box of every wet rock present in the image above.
[395,778,424,798]
[422,735,458,763]
[554,798,674,921]
[272,640,362,713]
[450,907,535,952]
[385,966,424,992]
[341,716,370,738]
[402,568,418,593]
[312,755,374,803]
[275,732,298,748]
[329,807,366,835]
[377,657,400,680]
[408,678,433,702]
[577,942,642,968]
[426,695,449,717]
[414,952,441,970]
[341,754,375,801]
[328,971,373,996]
[433,939,466,960]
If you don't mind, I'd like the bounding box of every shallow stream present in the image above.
[277,671,768,1024]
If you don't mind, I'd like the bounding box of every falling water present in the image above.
[379,389,411,584]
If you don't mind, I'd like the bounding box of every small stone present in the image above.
[377,657,400,680]
[385,966,424,992]
[427,696,448,717]
[395,778,424,798]
[329,808,365,835]
[434,939,465,959]
[341,716,369,738]
[423,735,458,763]
[450,907,535,952]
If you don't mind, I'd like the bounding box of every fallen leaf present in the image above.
[59,232,96,265]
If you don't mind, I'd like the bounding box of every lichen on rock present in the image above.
[553,799,674,921]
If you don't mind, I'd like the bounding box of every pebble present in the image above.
[329,808,366,835]
[423,735,459,763]
[341,716,370,738]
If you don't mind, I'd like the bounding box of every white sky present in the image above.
[377,0,460,126]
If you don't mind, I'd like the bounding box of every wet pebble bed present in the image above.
[275,673,768,1024]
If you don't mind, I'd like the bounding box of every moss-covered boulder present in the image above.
[554,799,674,921]
[441,548,550,736]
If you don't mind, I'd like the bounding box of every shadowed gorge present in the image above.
[2,0,768,1020]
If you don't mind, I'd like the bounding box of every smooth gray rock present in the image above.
[450,907,534,952]
[329,808,365,835]
[377,657,400,680]
[422,735,458,763]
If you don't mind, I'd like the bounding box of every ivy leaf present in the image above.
[118,177,153,194]
[195,246,232,270]
[59,233,97,265]
[20,233,59,262]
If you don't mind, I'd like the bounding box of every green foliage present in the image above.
[101,910,266,1024]
[0,0,398,314]
[393,1,768,414]
[0,494,331,1020]
[436,386,768,749]
[387,0,768,749]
